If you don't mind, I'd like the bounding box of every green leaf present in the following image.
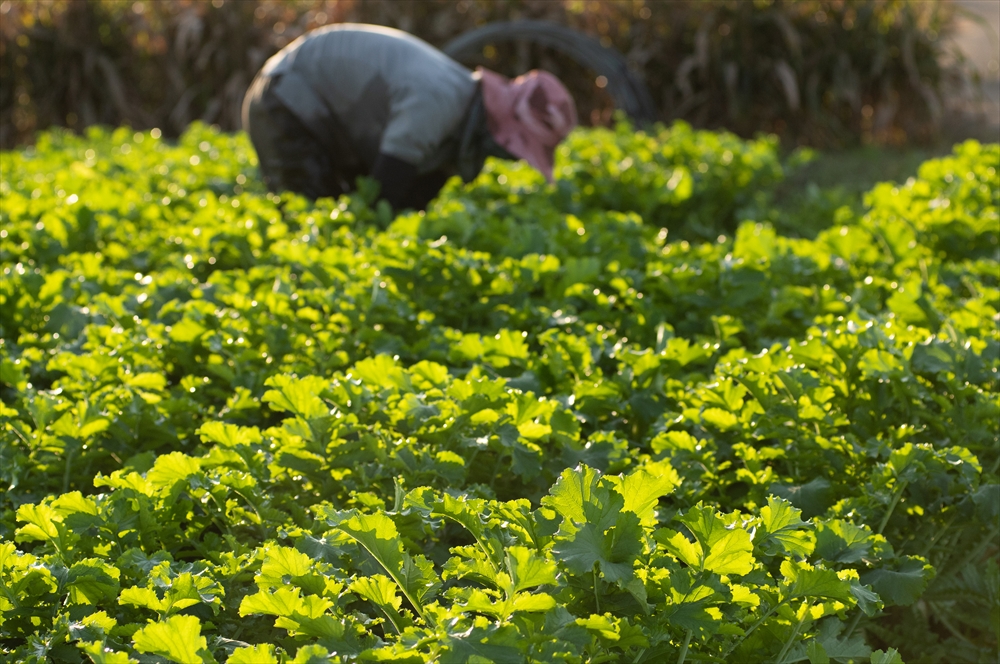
[676,504,730,549]
[861,556,935,607]
[542,465,625,533]
[169,318,206,344]
[262,374,329,419]
[806,640,830,664]
[658,530,703,569]
[575,614,649,648]
[15,503,61,542]
[814,520,874,564]
[79,417,110,439]
[553,509,644,584]
[126,372,168,391]
[506,546,558,592]
[132,614,212,664]
[486,329,530,363]
[351,574,411,633]
[813,618,871,661]
[495,499,554,550]
[662,504,756,575]
[239,587,315,618]
[51,491,99,518]
[67,560,121,605]
[768,477,834,519]
[0,357,27,390]
[793,618,872,664]
[702,527,755,576]
[849,580,884,616]
[26,391,60,429]
[431,494,502,568]
[454,587,505,618]
[326,510,438,620]
[229,644,278,664]
[69,611,118,643]
[973,483,1000,523]
[119,587,166,613]
[145,452,202,490]
[542,465,607,527]
[197,422,262,448]
[257,545,323,593]
[701,407,738,431]
[608,460,680,527]
[445,623,526,662]
[409,360,451,389]
[870,648,905,664]
[758,495,815,558]
[352,354,411,391]
[352,574,402,612]
[780,560,854,603]
[291,645,334,664]
[858,349,904,378]
[78,641,137,664]
[510,591,557,613]
[910,339,955,375]
[240,588,341,640]
[160,573,223,614]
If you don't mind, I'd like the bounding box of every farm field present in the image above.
[0,123,997,663]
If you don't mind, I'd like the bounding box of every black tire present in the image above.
[443,19,659,127]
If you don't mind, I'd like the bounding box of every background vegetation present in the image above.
[0,0,978,149]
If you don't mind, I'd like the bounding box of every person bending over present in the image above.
[242,23,577,211]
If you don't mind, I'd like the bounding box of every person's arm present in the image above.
[371,152,418,210]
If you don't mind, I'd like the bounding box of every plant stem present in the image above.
[843,609,864,639]
[774,602,810,664]
[349,538,432,627]
[676,629,693,664]
[928,601,977,646]
[231,488,268,541]
[0,580,20,610]
[593,566,601,613]
[391,570,430,626]
[918,513,957,559]
[62,444,76,494]
[721,602,782,659]
[878,480,908,534]
[379,606,403,635]
[941,525,999,580]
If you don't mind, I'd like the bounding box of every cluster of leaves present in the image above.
[1,121,997,663]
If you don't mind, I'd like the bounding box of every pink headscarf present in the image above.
[478,67,577,183]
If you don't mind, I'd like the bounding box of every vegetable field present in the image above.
[1,123,997,663]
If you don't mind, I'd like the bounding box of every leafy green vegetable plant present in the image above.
[1,121,996,662]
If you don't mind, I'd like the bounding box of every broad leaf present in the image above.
[553,512,643,584]
[326,510,438,619]
[758,495,815,558]
[229,644,278,664]
[506,546,558,592]
[780,560,854,604]
[608,460,680,527]
[861,556,935,607]
[132,614,211,664]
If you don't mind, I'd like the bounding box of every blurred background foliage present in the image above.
[0,0,984,150]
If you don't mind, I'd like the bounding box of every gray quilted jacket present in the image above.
[249,24,480,176]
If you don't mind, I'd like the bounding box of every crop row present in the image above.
[1,123,997,662]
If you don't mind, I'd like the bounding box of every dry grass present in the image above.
[0,0,975,150]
